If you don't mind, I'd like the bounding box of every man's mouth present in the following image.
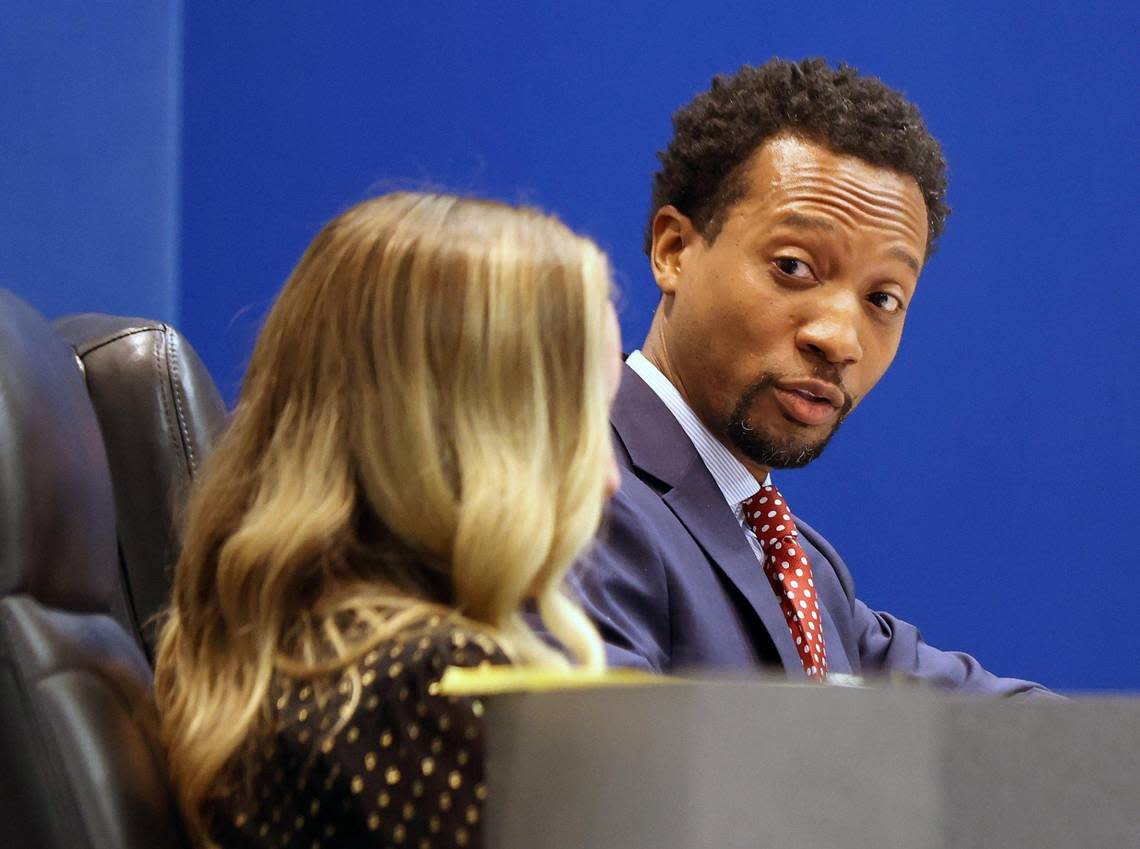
[772,379,846,426]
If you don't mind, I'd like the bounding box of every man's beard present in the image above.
[725,374,852,469]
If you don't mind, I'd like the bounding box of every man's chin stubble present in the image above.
[724,375,848,469]
[726,418,842,469]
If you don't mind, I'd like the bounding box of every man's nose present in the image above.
[796,292,863,366]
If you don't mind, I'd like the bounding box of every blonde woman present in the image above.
[154,193,622,849]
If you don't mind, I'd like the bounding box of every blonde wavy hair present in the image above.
[154,193,613,845]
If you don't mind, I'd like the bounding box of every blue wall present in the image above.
[0,0,181,320]
[4,2,1137,691]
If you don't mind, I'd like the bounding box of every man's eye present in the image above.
[869,292,904,314]
[773,257,813,279]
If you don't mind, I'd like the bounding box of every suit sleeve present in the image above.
[569,475,672,672]
[851,601,1060,699]
[798,521,1059,699]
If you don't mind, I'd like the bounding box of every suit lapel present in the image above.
[611,366,807,676]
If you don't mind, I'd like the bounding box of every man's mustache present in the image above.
[743,370,854,417]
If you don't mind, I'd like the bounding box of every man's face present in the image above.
[647,135,929,472]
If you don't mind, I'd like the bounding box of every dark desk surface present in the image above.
[481,680,1140,849]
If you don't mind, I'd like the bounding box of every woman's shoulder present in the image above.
[386,617,511,678]
[213,618,507,847]
[351,617,509,698]
[273,616,508,736]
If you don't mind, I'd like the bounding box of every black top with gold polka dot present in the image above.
[207,623,508,849]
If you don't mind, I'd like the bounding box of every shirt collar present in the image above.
[626,350,769,510]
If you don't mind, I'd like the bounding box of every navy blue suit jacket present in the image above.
[573,366,1052,697]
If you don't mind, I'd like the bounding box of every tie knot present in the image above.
[741,483,798,548]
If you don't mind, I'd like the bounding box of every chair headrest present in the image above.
[0,291,118,611]
[53,313,228,650]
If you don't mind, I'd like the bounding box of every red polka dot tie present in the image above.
[741,483,828,682]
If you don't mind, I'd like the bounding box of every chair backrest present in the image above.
[54,314,228,658]
[0,290,188,849]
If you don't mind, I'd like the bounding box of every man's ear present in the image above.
[650,205,697,296]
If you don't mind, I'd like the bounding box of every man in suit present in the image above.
[576,58,1051,696]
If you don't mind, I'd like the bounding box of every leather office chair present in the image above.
[0,290,188,849]
[55,314,228,659]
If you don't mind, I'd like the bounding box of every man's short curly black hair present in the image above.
[646,58,950,258]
